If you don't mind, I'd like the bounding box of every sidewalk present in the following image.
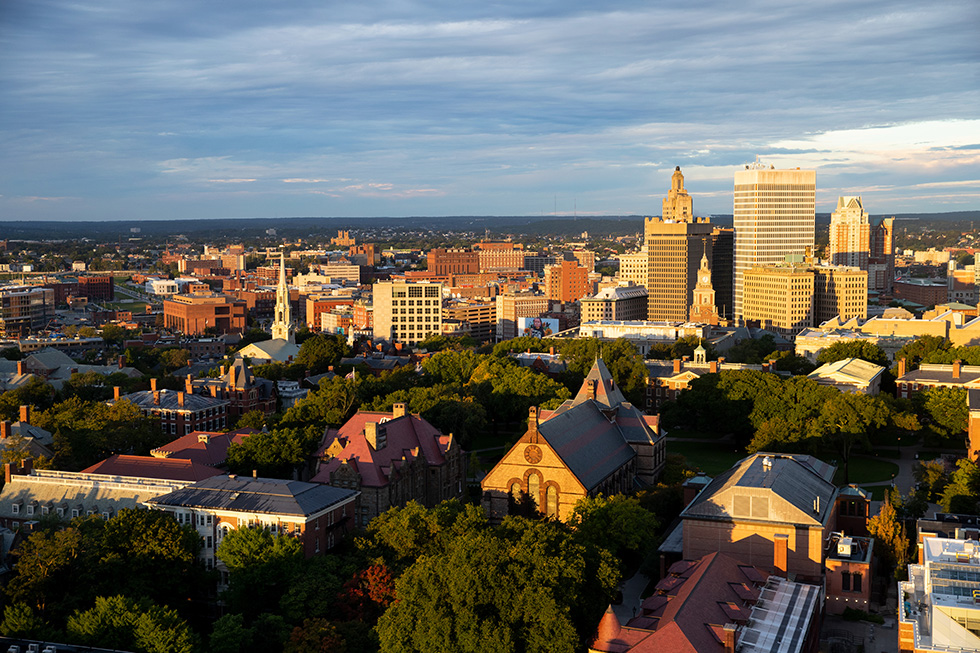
[611,571,650,624]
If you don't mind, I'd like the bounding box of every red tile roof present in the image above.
[82,454,225,482]
[150,428,256,466]
[312,411,454,488]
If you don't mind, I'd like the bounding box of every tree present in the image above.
[914,460,949,502]
[915,386,967,437]
[225,424,321,478]
[279,554,359,625]
[0,603,48,640]
[296,333,349,375]
[894,336,950,371]
[816,341,889,368]
[816,392,888,484]
[217,526,305,617]
[336,565,396,624]
[159,348,190,372]
[569,495,659,573]
[236,409,267,430]
[6,526,97,619]
[939,459,980,514]
[284,618,348,653]
[867,497,910,579]
[65,595,197,653]
[0,376,56,421]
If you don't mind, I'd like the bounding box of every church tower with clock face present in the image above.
[689,243,721,325]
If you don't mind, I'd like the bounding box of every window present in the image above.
[852,573,862,592]
[72,509,80,518]
[11,504,19,515]
[841,571,851,591]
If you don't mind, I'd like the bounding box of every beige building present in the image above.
[581,284,648,323]
[733,166,816,318]
[662,165,694,220]
[617,248,649,294]
[741,264,867,336]
[495,292,549,341]
[807,358,885,395]
[829,196,871,269]
[474,242,525,272]
[443,299,495,343]
[372,280,443,345]
[644,216,714,321]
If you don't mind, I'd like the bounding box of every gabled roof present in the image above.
[236,339,300,363]
[147,475,358,517]
[225,359,254,389]
[681,453,837,527]
[572,358,627,408]
[82,454,224,482]
[313,411,455,488]
[808,357,884,386]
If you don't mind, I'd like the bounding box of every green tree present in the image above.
[217,526,305,617]
[915,386,967,437]
[0,376,56,421]
[65,595,197,653]
[159,348,190,372]
[6,526,96,619]
[569,495,659,573]
[296,333,350,375]
[0,603,48,640]
[939,459,980,514]
[894,336,950,371]
[225,424,321,478]
[914,460,949,502]
[284,618,348,653]
[816,340,889,367]
[816,392,889,484]
[235,409,267,430]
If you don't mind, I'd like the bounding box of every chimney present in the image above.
[528,406,539,443]
[365,422,386,450]
[723,623,737,653]
[898,357,907,378]
[185,374,194,394]
[718,357,726,365]
[682,355,689,362]
[773,533,788,577]
[210,386,219,398]
[673,358,682,374]
[0,421,9,440]
[178,391,185,407]
[393,402,407,418]
[549,346,555,355]
[113,386,121,401]
[953,359,962,379]
[252,469,258,478]
[16,361,23,375]
[153,391,160,406]
[710,360,718,373]
[18,405,30,425]
[150,378,158,392]
[118,355,125,369]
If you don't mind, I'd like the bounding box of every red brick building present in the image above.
[544,259,591,303]
[163,294,247,335]
[77,275,115,302]
[113,379,229,437]
[428,248,480,276]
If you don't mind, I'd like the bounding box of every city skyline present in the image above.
[1,0,978,222]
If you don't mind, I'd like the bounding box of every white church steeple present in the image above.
[271,250,294,342]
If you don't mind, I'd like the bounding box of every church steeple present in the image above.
[271,250,294,342]
[689,240,720,326]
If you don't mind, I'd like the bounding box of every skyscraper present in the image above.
[829,196,871,269]
[645,217,714,321]
[662,166,693,221]
[732,165,816,319]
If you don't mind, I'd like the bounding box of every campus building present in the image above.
[372,280,443,345]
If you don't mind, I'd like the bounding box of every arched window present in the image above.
[528,474,540,508]
[546,486,558,518]
[511,482,522,500]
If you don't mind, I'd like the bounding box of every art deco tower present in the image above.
[732,164,815,319]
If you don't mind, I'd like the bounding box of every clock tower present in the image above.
[689,244,721,325]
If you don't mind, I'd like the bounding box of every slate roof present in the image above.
[82,454,225,482]
[572,358,627,407]
[313,411,454,487]
[537,402,636,491]
[147,475,358,517]
[807,357,884,387]
[898,363,980,386]
[681,453,837,527]
[115,388,228,412]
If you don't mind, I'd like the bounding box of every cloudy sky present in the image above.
[1,0,978,222]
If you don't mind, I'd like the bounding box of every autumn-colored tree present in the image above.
[868,496,910,579]
[337,565,396,624]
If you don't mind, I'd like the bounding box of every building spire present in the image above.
[271,249,294,342]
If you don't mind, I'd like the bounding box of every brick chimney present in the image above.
[16,361,24,375]
[773,533,789,577]
[898,357,907,377]
[718,357,726,365]
[150,378,158,392]
[19,405,30,425]
[393,402,407,418]
[118,355,125,369]
[153,390,161,406]
[113,386,121,401]
[953,359,962,379]
[710,360,718,373]
[185,374,194,394]
[673,358,682,374]
[0,421,9,440]
[178,391,185,407]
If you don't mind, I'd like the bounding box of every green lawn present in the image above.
[871,430,921,447]
[833,456,900,486]
[668,441,745,476]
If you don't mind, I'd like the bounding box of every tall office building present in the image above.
[868,218,895,293]
[829,196,871,269]
[662,166,694,221]
[544,260,590,304]
[645,217,714,322]
[710,228,734,319]
[732,165,816,319]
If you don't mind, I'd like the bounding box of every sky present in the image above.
[1,0,978,223]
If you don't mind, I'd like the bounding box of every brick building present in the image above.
[77,275,115,302]
[427,248,480,276]
[113,379,229,437]
[544,259,590,304]
[164,294,247,335]
[312,403,465,527]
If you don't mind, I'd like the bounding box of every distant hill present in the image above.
[2,210,978,241]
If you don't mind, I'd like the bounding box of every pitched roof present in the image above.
[115,389,229,412]
[313,411,454,488]
[236,339,300,363]
[151,428,256,466]
[82,454,225,482]
[808,357,884,386]
[147,475,357,517]
[681,453,837,527]
[572,358,627,408]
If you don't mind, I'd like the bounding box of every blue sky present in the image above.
[1,0,978,222]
